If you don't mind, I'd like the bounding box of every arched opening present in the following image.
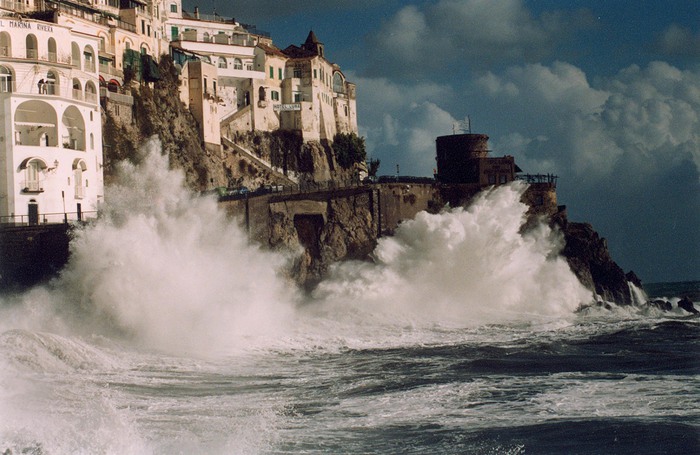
[71,42,80,68]
[258,86,266,101]
[218,56,227,68]
[61,106,86,151]
[85,80,97,104]
[72,159,87,199]
[83,45,95,72]
[333,72,345,94]
[0,65,13,93]
[14,100,58,146]
[18,158,48,194]
[72,78,82,100]
[45,70,58,95]
[0,32,11,57]
[26,34,38,59]
[48,38,57,62]
[140,43,149,55]
[203,32,210,42]
[107,79,120,92]
[233,58,242,70]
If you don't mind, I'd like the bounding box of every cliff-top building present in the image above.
[0,17,104,224]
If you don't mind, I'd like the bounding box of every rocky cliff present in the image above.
[558,220,642,305]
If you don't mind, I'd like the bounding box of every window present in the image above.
[271,90,279,101]
[213,81,217,95]
[499,174,507,184]
[278,68,282,80]
[293,67,302,78]
[171,26,179,40]
[0,66,12,93]
[269,66,274,79]
[313,69,317,79]
[293,91,302,102]
[25,160,43,192]
[170,3,177,12]
[233,58,242,70]
[141,20,145,35]
[218,57,227,68]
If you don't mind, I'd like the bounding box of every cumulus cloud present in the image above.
[364,0,594,77]
[356,61,699,280]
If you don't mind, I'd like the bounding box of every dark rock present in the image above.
[648,299,673,312]
[559,221,637,305]
[625,270,643,288]
[677,297,699,314]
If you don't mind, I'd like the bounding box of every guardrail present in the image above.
[0,211,97,226]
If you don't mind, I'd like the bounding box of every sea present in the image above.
[1,140,698,455]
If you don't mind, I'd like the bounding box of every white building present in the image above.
[0,17,104,224]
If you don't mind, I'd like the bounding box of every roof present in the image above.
[257,42,287,58]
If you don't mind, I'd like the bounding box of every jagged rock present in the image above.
[648,299,673,312]
[559,221,636,305]
[678,297,699,314]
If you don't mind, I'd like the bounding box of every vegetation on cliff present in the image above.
[102,55,222,190]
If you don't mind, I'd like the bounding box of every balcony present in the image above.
[99,63,124,78]
[20,180,44,193]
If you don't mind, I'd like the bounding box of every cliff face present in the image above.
[559,221,641,305]
[103,56,226,191]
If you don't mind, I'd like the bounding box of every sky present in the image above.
[184,0,700,284]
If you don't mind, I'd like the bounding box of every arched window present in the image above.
[73,159,87,199]
[0,65,13,93]
[233,58,242,70]
[71,42,80,69]
[26,34,38,59]
[258,86,266,101]
[72,78,82,100]
[83,45,95,72]
[48,38,57,62]
[45,70,58,95]
[18,158,48,193]
[218,57,227,68]
[61,106,86,151]
[333,72,345,94]
[85,81,97,104]
[0,32,11,57]
[14,100,58,146]
[202,32,210,42]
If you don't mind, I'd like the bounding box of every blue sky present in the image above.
[185,0,700,284]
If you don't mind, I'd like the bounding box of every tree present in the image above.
[333,132,366,169]
[368,158,381,177]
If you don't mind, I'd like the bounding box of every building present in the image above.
[0,16,104,224]
[164,1,357,144]
[435,132,559,215]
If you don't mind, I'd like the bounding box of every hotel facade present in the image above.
[0,0,358,224]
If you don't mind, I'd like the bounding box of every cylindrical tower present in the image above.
[435,133,490,183]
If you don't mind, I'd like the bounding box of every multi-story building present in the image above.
[164,0,357,144]
[0,17,104,224]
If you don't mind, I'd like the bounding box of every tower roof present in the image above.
[305,30,321,45]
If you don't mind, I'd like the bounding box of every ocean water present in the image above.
[1,140,698,454]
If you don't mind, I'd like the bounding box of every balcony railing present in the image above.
[20,180,43,193]
[84,61,96,72]
[85,91,98,104]
[0,210,98,226]
[72,88,83,100]
[0,0,27,12]
[99,63,124,78]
